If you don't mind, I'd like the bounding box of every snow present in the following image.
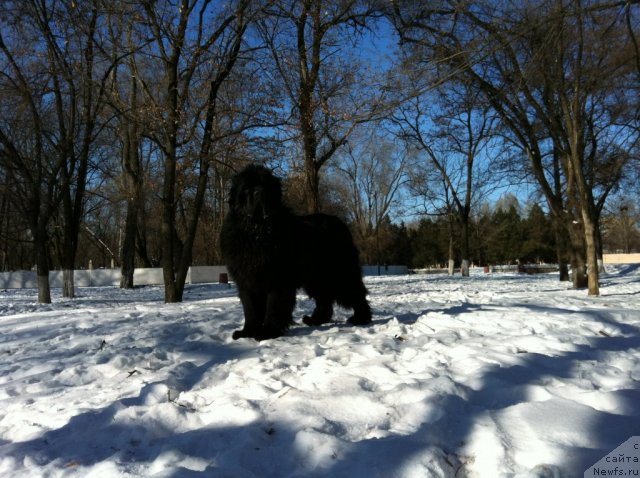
[1,265,639,477]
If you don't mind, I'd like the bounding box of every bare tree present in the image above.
[0,0,115,301]
[392,0,639,294]
[136,0,253,302]
[118,76,145,289]
[393,80,496,277]
[336,127,407,264]
[102,1,152,288]
[0,36,56,302]
[259,0,384,213]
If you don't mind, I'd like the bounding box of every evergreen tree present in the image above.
[521,204,556,263]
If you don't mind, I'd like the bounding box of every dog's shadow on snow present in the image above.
[284,308,436,337]
[288,299,484,337]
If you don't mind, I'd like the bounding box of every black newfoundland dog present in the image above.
[220,164,372,340]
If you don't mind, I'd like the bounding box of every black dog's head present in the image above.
[228,164,284,221]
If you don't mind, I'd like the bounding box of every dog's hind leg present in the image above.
[338,280,372,326]
[302,294,334,326]
[346,296,372,325]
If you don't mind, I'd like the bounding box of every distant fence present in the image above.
[1,264,409,289]
[0,266,229,289]
[4,256,637,289]
[412,264,558,274]
[410,254,640,276]
[603,253,640,264]
[362,265,409,276]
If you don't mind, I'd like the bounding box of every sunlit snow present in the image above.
[1,266,639,477]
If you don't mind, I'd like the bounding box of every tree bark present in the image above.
[569,220,588,289]
[460,219,470,277]
[581,207,600,295]
[120,169,139,289]
[120,183,142,289]
[35,228,51,304]
[447,211,455,275]
[304,159,321,214]
[63,269,75,298]
[551,215,571,282]
[564,116,600,294]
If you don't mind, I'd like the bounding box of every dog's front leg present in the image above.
[233,288,266,340]
[258,288,296,340]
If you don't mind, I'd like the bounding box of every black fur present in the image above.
[220,164,372,340]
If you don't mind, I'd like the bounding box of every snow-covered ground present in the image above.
[1,266,639,477]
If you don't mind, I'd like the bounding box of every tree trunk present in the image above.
[161,182,180,302]
[37,273,51,304]
[161,216,179,303]
[58,9,97,299]
[447,215,455,276]
[566,144,600,294]
[59,223,78,299]
[120,198,137,289]
[305,160,321,214]
[552,215,571,282]
[460,219,470,277]
[163,265,179,303]
[549,154,571,282]
[573,263,587,289]
[120,64,142,289]
[569,221,588,289]
[136,219,153,268]
[581,209,600,295]
[567,160,599,294]
[36,236,51,304]
[558,262,570,282]
[595,220,605,274]
[59,231,78,298]
[571,253,588,289]
[175,263,189,300]
[62,269,75,298]
[161,81,179,303]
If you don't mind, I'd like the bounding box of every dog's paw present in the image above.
[232,329,251,340]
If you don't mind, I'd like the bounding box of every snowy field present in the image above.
[1,266,639,477]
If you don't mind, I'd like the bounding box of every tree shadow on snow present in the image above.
[327,304,640,477]
[611,263,640,276]
[281,299,640,476]
[2,301,639,477]
[0,389,301,477]
[0,331,267,476]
